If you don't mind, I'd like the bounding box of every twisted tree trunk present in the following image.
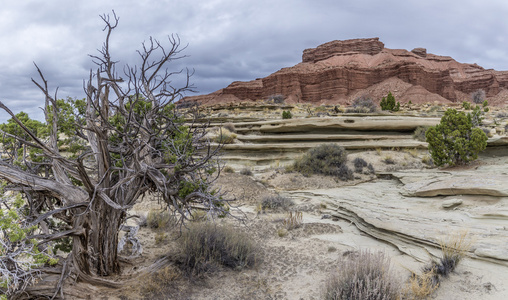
[72,200,125,276]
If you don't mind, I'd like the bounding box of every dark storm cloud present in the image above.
[1,0,508,122]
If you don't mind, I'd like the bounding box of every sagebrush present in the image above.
[346,96,378,113]
[293,144,353,180]
[261,194,294,211]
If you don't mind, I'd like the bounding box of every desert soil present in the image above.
[81,150,508,300]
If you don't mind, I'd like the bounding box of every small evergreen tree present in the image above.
[380,92,400,112]
[425,109,488,166]
[282,110,292,119]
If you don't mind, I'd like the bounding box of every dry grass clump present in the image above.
[403,270,439,300]
[293,144,353,181]
[261,194,294,211]
[223,165,235,173]
[178,222,258,275]
[382,155,396,165]
[147,209,175,229]
[323,250,400,300]
[214,130,237,144]
[403,148,420,158]
[421,155,433,166]
[403,231,472,299]
[282,211,303,230]
[137,265,184,299]
[430,231,471,278]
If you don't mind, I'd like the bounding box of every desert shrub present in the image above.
[337,164,354,181]
[346,96,377,113]
[261,194,294,211]
[239,167,253,176]
[277,228,288,237]
[413,126,429,142]
[353,157,368,173]
[282,110,293,119]
[267,94,285,104]
[496,111,508,118]
[367,163,375,174]
[380,92,400,112]
[179,222,258,275]
[471,89,485,104]
[462,101,471,110]
[323,250,400,300]
[293,144,352,180]
[147,210,174,229]
[214,131,236,144]
[482,100,490,113]
[177,101,199,109]
[223,165,235,173]
[425,109,488,167]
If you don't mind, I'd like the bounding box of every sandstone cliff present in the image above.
[184,37,508,106]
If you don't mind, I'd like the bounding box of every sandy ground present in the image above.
[80,150,508,300]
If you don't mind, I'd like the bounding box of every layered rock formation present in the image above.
[290,163,508,266]
[184,38,508,106]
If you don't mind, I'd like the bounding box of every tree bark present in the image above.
[72,196,125,276]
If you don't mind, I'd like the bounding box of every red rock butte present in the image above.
[183,37,508,106]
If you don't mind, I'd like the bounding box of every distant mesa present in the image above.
[183,37,508,107]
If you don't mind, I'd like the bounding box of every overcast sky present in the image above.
[1,0,508,122]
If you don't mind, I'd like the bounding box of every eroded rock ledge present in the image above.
[289,164,508,267]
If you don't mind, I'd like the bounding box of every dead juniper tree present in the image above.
[0,12,227,298]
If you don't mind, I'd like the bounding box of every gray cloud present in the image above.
[1,0,508,122]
